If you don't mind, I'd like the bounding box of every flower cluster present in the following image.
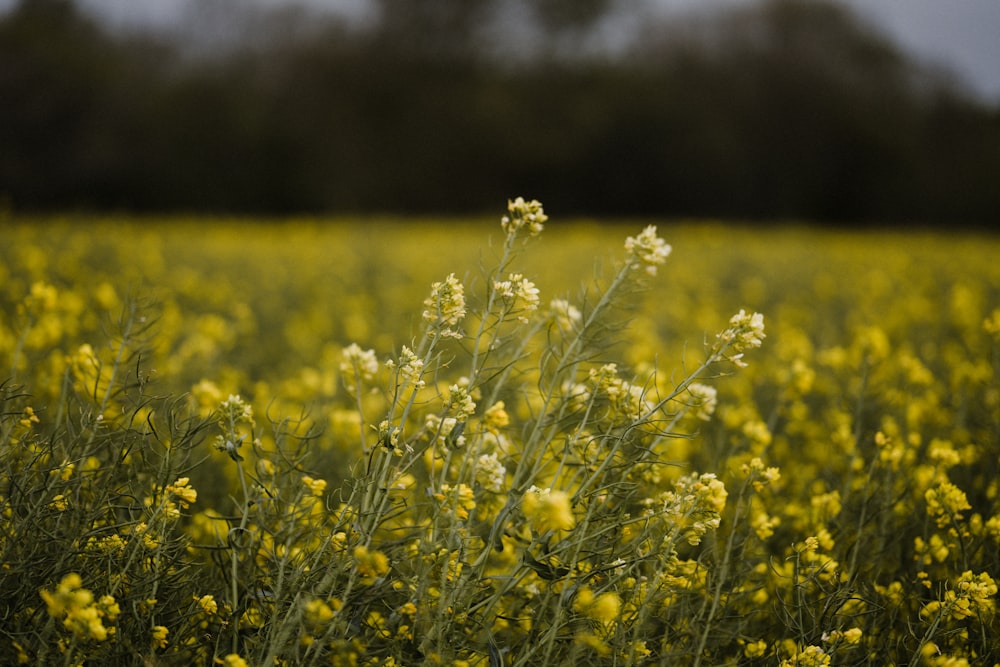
[353,546,390,584]
[165,477,197,508]
[494,273,540,323]
[550,298,582,332]
[523,487,575,534]
[686,382,718,421]
[446,381,477,420]
[423,273,466,337]
[624,224,672,275]
[340,342,379,393]
[921,571,997,622]
[40,573,120,642]
[586,363,654,422]
[474,453,506,493]
[925,481,972,527]
[386,345,425,389]
[500,196,547,237]
[573,586,622,624]
[652,473,728,546]
[213,394,255,461]
[715,309,766,367]
[779,645,831,667]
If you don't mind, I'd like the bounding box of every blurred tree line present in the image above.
[2,0,998,226]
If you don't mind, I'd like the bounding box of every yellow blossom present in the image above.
[40,574,117,642]
[624,225,671,276]
[436,483,476,520]
[842,627,862,644]
[302,475,327,497]
[523,487,575,533]
[151,625,169,649]
[501,197,547,237]
[166,476,197,507]
[743,639,768,658]
[19,406,40,429]
[574,587,621,624]
[780,645,830,667]
[197,595,218,615]
[354,545,390,583]
[926,482,971,527]
[304,598,336,626]
[573,630,611,656]
[422,273,466,337]
[483,401,510,433]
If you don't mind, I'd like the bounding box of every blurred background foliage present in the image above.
[1,0,998,226]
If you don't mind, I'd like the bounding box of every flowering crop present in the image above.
[1,209,1000,665]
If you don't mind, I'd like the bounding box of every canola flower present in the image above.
[340,342,379,394]
[388,345,426,389]
[493,273,540,322]
[40,573,120,642]
[715,308,766,367]
[500,196,547,237]
[779,645,831,667]
[475,453,506,493]
[423,273,466,338]
[550,297,582,332]
[624,224,672,276]
[573,587,622,624]
[523,486,576,533]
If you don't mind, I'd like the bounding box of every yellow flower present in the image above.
[302,475,327,497]
[220,655,248,667]
[151,625,169,649]
[354,545,390,583]
[625,225,671,276]
[257,458,276,477]
[501,197,547,237]
[842,627,862,644]
[41,574,119,642]
[19,406,40,429]
[436,483,476,520]
[66,605,109,641]
[574,587,621,624]
[12,640,29,664]
[573,630,611,656]
[523,487,575,533]
[191,379,224,417]
[197,594,218,615]
[304,598,336,626]
[98,595,120,621]
[751,511,780,540]
[779,645,830,667]
[166,477,197,507]
[743,639,768,658]
[984,308,1000,340]
[925,482,971,527]
[483,401,510,433]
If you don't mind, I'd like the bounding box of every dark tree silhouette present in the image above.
[1,0,997,226]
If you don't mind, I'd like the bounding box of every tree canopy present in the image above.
[1,0,998,226]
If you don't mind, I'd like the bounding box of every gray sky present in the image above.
[3,0,999,101]
[655,0,1000,101]
[835,0,1000,101]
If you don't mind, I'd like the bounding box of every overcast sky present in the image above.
[4,0,999,101]
[663,0,1000,101]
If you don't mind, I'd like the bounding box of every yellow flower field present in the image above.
[2,204,999,665]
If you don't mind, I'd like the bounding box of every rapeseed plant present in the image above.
[2,210,1000,664]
